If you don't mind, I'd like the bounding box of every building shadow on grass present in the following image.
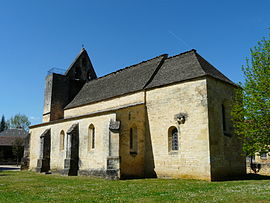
[0,166,20,171]
[241,173,270,180]
[217,173,270,182]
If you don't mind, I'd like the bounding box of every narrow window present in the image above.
[60,130,65,151]
[222,104,226,132]
[168,127,178,152]
[87,71,92,80]
[74,66,81,80]
[82,57,87,66]
[130,128,133,149]
[130,126,138,154]
[172,128,178,150]
[88,124,95,151]
[92,127,95,149]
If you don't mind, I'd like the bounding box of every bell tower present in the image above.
[43,49,97,122]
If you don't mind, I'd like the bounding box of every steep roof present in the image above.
[65,50,236,109]
[0,129,28,137]
[145,50,235,89]
[65,54,167,109]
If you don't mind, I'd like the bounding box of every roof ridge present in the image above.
[87,54,168,83]
[194,52,237,86]
[64,48,88,75]
[166,49,197,59]
[86,50,197,83]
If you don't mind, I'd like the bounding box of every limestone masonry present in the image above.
[28,48,246,180]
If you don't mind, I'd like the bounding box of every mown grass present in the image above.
[0,171,269,202]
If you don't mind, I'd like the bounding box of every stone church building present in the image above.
[29,48,246,181]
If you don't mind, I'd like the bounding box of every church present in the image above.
[28,48,246,181]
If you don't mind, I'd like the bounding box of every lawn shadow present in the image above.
[216,173,270,181]
[0,166,21,171]
[241,173,270,180]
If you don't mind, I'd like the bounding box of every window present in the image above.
[82,57,87,67]
[260,153,267,160]
[87,71,92,80]
[74,66,81,80]
[88,124,95,151]
[168,127,179,152]
[60,130,65,151]
[130,126,138,154]
[222,104,226,132]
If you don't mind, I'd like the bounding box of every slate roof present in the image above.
[0,129,28,137]
[145,50,235,89]
[65,54,167,109]
[65,49,236,109]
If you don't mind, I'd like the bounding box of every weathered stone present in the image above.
[29,49,246,181]
[109,120,120,131]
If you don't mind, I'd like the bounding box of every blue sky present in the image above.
[0,0,269,125]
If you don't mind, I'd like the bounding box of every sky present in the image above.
[0,0,269,125]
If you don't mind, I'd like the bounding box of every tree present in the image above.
[231,33,270,158]
[12,137,24,166]
[0,115,8,132]
[7,114,31,131]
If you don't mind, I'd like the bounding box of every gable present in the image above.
[65,48,97,81]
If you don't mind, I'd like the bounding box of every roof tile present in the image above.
[64,49,236,109]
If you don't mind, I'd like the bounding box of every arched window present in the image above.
[88,124,95,151]
[130,126,138,154]
[168,127,178,151]
[60,130,65,151]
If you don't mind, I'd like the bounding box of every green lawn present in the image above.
[0,171,269,202]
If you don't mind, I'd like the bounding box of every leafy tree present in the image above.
[7,114,31,131]
[0,115,8,132]
[12,137,24,166]
[231,33,270,158]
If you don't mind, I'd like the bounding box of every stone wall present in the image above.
[116,104,145,178]
[30,113,117,178]
[207,77,246,180]
[248,154,270,175]
[145,79,212,180]
[42,73,84,122]
[31,76,247,181]
[64,91,145,118]
[43,74,53,121]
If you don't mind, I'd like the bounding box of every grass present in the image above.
[0,171,269,202]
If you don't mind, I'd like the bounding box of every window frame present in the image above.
[88,124,95,151]
[59,130,65,151]
[168,126,179,153]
